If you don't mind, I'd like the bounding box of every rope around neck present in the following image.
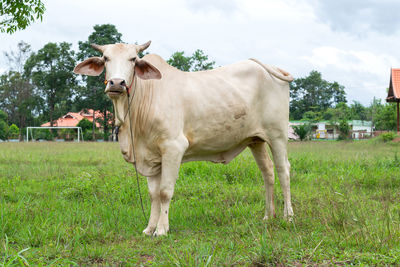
[127,74,147,223]
[110,72,147,223]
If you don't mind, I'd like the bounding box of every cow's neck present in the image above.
[113,77,156,164]
[113,95,128,127]
[113,76,155,136]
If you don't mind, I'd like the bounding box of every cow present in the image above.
[74,41,294,236]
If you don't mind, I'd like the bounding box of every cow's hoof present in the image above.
[153,225,168,237]
[143,227,155,236]
[263,212,276,221]
[285,215,294,222]
[284,207,294,222]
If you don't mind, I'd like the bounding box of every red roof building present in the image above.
[387,68,400,132]
[387,68,400,102]
[41,109,105,128]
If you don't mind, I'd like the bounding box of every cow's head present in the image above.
[73,41,162,100]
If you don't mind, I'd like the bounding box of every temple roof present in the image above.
[387,68,400,102]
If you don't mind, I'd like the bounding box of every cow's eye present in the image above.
[130,57,136,62]
[104,56,109,62]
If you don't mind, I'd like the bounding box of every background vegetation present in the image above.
[0,141,399,265]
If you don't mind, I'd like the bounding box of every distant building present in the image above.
[350,120,373,139]
[41,109,106,128]
[289,120,373,140]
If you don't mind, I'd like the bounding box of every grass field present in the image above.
[0,140,399,266]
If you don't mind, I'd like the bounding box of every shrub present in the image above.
[59,129,77,141]
[0,120,9,140]
[83,130,93,141]
[293,124,311,141]
[77,118,93,132]
[380,132,397,142]
[35,129,54,141]
[82,129,105,141]
[8,124,20,139]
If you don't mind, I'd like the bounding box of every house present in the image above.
[41,109,105,128]
[350,120,373,139]
[290,120,373,140]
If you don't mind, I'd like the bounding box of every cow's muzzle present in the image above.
[105,78,127,97]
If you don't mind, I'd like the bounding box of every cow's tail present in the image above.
[249,58,294,82]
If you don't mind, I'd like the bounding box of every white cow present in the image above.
[74,42,294,236]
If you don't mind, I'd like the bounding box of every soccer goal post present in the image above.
[26,126,84,142]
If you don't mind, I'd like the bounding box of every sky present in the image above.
[1,0,399,106]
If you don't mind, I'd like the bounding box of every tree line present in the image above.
[290,70,397,132]
[0,24,397,141]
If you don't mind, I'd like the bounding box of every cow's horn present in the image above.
[137,41,151,52]
[91,44,105,53]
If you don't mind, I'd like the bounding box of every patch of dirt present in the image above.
[392,137,400,143]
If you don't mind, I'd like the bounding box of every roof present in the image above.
[290,120,372,127]
[387,68,400,102]
[41,109,106,127]
[350,120,372,127]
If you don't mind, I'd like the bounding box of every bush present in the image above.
[8,124,19,139]
[83,130,104,141]
[77,118,93,132]
[59,129,77,141]
[293,124,311,141]
[0,120,9,140]
[381,132,397,142]
[35,129,54,141]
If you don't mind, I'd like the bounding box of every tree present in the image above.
[8,123,19,139]
[24,42,76,128]
[349,101,367,121]
[0,71,37,137]
[77,118,92,132]
[293,124,311,141]
[77,24,122,140]
[190,49,215,71]
[301,110,322,122]
[290,71,346,120]
[322,102,350,139]
[338,120,350,140]
[0,0,45,33]
[374,103,397,131]
[167,49,215,72]
[167,51,192,71]
[4,41,32,73]
[0,110,8,140]
[0,41,37,139]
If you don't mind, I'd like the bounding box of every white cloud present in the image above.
[303,46,398,77]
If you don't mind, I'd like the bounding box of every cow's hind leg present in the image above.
[143,174,161,236]
[249,142,275,220]
[270,138,294,220]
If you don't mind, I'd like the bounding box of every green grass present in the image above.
[0,141,399,266]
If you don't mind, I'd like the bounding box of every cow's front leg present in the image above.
[154,138,188,236]
[143,174,161,236]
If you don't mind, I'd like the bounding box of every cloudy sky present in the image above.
[1,0,399,105]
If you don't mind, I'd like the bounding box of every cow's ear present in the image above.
[135,59,162,80]
[74,57,104,76]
